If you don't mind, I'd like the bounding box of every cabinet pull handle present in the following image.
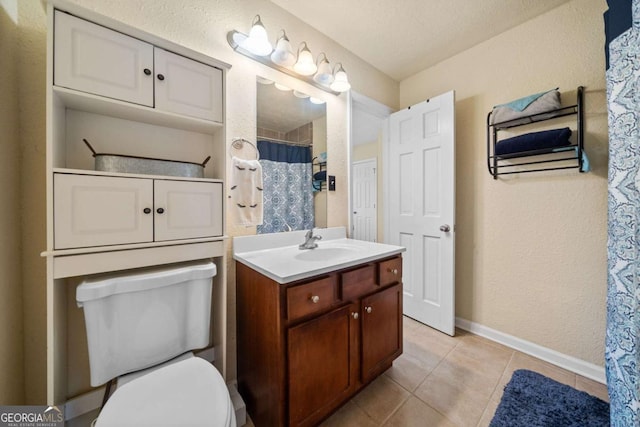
[387,268,398,275]
[143,208,151,214]
[365,306,372,314]
[310,295,320,304]
[156,207,165,214]
[157,74,165,81]
[351,312,359,320]
[143,68,152,76]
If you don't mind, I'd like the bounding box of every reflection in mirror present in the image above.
[256,77,327,234]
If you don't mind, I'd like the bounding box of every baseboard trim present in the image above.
[455,317,606,384]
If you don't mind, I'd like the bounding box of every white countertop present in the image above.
[233,227,405,284]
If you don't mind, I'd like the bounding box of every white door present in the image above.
[352,159,377,242]
[53,173,154,249]
[387,91,456,335]
[154,180,223,241]
[54,11,154,107]
[154,48,223,122]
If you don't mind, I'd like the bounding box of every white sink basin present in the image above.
[294,244,359,261]
[234,228,405,284]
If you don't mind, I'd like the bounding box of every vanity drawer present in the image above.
[287,276,337,321]
[379,257,403,287]
[341,264,377,301]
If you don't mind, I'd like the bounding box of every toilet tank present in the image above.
[76,260,217,386]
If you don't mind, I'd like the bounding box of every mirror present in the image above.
[350,94,391,242]
[256,77,327,233]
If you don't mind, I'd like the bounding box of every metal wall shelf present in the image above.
[487,86,584,179]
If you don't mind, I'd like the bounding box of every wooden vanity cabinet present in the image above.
[236,255,403,427]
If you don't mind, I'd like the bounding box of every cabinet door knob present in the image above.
[387,268,398,275]
[156,207,165,214]
[143,207,151,214]
[351,312,359,320]
[365,306,372,314]
[157,74,165,81]
[310,295,320,304]
[143,68,152,76]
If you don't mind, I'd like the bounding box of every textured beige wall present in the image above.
[400,0,608,366]
[0,0,25,405]
[16,0,398,400]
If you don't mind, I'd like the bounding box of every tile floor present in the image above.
[71,316,609,427]
[315,316,609,427]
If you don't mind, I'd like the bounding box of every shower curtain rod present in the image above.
[257,136,313,147]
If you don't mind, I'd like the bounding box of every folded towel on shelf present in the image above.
[229,156,263,226]
[495,127,572,156]
[551,146,591,172]
[313,170,327,181]
[317,151,327,164]
[491,88,561,125]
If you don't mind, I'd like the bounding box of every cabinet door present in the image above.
[54,174,154,249]
[154,48,223,122]
[154,180,223,241]
[54,11,154,107]
[361,283,403,383]
[288,304,358,427]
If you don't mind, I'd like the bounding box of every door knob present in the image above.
[439,224,451,233]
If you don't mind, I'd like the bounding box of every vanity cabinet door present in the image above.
[54,173,154,249]
[288,304,358,427]
[154,179,223,241]
[154,48,223,122]
[361,283,403,383]
[54,11,154,107]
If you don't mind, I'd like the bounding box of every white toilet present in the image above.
[76,260,236,427]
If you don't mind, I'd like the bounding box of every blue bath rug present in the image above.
[489,369,610,427]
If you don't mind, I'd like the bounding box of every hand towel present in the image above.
[229,156,263,226]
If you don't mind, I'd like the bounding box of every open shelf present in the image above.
[487,86,585,179]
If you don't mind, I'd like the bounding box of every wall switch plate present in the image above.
[328,175,336,191]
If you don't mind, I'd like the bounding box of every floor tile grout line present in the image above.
[475,350,516,427]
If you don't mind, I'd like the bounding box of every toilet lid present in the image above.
[97,357,234,427]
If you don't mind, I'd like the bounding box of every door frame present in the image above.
[348,91,393,238]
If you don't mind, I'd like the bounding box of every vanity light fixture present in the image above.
[241,15,273,56]
[309,97,325,105]
[274,82,292,91]
[313,53,334,86]
[293,42,317,76]
[270,30,296,67]
[330,63,351,92]
[293,90,310,99]
[227,19,350,95]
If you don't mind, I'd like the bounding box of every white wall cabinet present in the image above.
[54,10,223,122]
[54,173,223,249]
[45,1,231,407]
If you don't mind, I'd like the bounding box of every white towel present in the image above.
[230,156,263,226]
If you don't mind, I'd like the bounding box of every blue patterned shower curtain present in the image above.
[256,140,314,234]
[605,0,640,425]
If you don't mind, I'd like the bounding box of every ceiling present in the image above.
[270,0,571,81]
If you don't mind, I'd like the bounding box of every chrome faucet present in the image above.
[299,229,322,250]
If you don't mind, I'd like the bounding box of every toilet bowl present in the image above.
[96,353,235,427]
[77,260,236,427]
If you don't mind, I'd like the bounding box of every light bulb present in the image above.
[241,15,273,56]
[313,53,334,86]
[270,31,295,67]
[330,63,351,92]
[309,97,325,104]
[293,42,317,76]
